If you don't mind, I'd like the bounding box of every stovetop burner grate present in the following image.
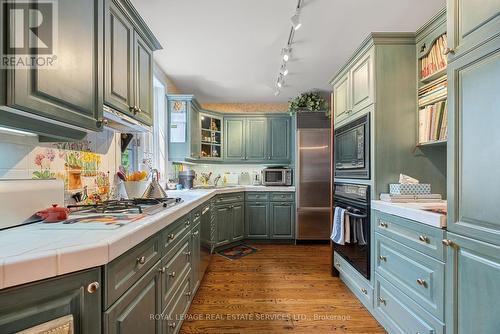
[68,197,183,214]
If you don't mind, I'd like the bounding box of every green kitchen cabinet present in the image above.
[446,0,500,62]
[232,202,245,241]
[133,31,154,125]
[444,232,500,334]
[191,222,201,292]
[268,117,291,162]
[245,202,270,239]
[447,34,500,246]
[270,202,295,239]
[104,261,162,334]
[224,117,246,160]
[214,205,232,247]
[0,0,104,134]
[245,118,267,160]
[168,95,202,161]
[0,269,101,333]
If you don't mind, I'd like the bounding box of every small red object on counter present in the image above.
[36,204,70,223]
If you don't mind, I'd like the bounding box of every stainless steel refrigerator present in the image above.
[296,114,331,240]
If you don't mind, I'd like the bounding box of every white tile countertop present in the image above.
[0,186,294,290]
[371,200,447,228]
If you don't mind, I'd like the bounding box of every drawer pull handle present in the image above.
[184,251,192,256]
[361,288,367,294]
[379,222,388,228]
[159,267,166,273]
[169,322,176,328]
[442,239,454,247]
[378,297,386,305]
[416,278,427,287]
[168,233,175,240]
[419,235,429,243]
[169,271,176,277]
[87,281,100,294]
[378,255,387,262]
[137,256,146,265]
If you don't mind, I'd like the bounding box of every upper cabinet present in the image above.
[167,95,201,161]
[331,48,374,125]
[104,0,160,127]
[0,0,104,139]
[224,115,291,164]
[446,0,500,61]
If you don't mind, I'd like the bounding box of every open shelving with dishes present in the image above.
[200,113,223,159]
[416,25,448,147]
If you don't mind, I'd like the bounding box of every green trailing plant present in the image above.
[288,91,329,117]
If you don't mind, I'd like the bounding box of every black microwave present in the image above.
[334,114,370,179]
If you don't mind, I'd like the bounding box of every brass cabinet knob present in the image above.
[443,47,455,55]
[378,255,387,262]
[186,220,191,226]
[361,288,367,294]
[168,233,175,240]
[419,235,429,243]
[137,256,146,265]
[379,222,388,228]
[87,281,100,294]
[378,297,387,305]
[169,271,176,277]
[442,239,454,247]
[416,278,427,287]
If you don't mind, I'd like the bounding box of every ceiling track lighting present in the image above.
[273,0,303,96]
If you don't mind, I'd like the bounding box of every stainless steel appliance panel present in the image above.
[296,128,331,240]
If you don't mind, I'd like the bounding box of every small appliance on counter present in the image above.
[178,170,195,189]
[261,167,292,186]
[252,172,261,185]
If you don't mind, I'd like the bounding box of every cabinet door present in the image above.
[6,0,104,131]
[447,0,500,60]
[0,269,100,333]
[350,50,374,114]
[270,202,294,239]
[133,31,153,126]
[245,202,269,239]
[333,74,349,124]
[191,223,201,291]
[444,232,500,334]
[215,205,231,246]
[268,117,290,161]
[246,118,267,160]
[447,36,500,245]
[189,102,201,159]
[232,203,245,241]
[224,118,246,160]
[104,0,134,115]
[104,262,161,334]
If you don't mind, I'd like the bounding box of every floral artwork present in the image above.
[32,149,56,179]
[53,140,92,152]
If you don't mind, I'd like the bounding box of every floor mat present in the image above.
[217,244,259,260]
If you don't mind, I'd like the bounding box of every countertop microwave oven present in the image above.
[262,168,292,186]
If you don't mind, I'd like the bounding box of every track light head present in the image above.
[291,11,302,30]
[277,75,284,88]
[280,64,289,76]
[281,47,292,62]
[274,89,281,96]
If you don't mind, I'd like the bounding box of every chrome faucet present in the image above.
[214,174,221,187]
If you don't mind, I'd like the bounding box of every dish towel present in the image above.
[344,213,351,243]
[355,218,367,246]
[331,207,346,245]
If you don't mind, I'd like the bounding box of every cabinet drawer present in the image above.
[374,274,444,334]
[270,192,294,202]
[161,215,191,255]
[375,233,444,320]
[373,210,445,261]
[162,273,192,334]
[191,208,201,225]
[333,252,373,311]
[245,192,269,201]
[104,235,160,308]
[215,193,244,205]
[161,236,191,307]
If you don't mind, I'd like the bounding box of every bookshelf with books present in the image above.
[416,9,448,146]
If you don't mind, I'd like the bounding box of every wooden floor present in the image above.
[181,244,385,334]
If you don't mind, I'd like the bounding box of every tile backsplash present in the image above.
[0,130,121,203]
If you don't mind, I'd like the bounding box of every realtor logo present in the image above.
[1,0,58,68]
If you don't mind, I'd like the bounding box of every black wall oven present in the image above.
[334,114,370,179]
[333,183,370,279]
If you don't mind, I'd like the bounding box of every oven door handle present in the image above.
[345,211,368,219]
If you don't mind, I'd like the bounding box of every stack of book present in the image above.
[418,100,448,143]
[420,34,448,79]
[418,76,447,107]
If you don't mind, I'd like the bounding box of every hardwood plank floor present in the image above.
[180,244,385,334]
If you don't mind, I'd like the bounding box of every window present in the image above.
[153,76,167,180]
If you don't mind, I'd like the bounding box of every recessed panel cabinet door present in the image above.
[232,203,244,241]
[6,0,104,131]
[105,1,134,115]
[333,74,349,124]
[268,117,290,161]
[444,233,500,334]
[134,32,153,126]
[447,0,500,61]
[246,118,267,160]
[224,118,246,160]
[447,36,500,245]
[245,202,269,239]
[215,205,231,246]
[350,50,374,114]
[271,202,294,239]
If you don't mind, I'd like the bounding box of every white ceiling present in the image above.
[131,0,445,103]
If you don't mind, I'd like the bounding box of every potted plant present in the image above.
[288,91,329,117]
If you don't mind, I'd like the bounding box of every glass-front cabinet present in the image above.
[200,113,223,160]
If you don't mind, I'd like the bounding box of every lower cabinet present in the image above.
[270,202,295,239]
[104,262,162,334]
[214,197,245,248]
[232,202,245,241]
[161,272,192,334]
[444,232,500,334]
[0,269,101,334]
[215,205,232,247]
[191,222,201,293]
[245,201,269,239]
